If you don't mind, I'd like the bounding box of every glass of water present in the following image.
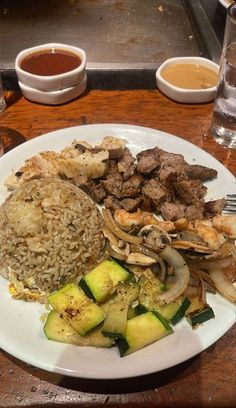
[0,72,6,112]
[210,3,236,149]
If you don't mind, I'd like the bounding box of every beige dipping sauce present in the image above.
[161,63,218,90]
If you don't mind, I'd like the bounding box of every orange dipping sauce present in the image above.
[161,63,218,90]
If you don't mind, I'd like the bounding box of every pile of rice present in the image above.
[0,178,105,298]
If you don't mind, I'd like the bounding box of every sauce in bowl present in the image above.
[20,48,81,76]
[161,63,218,90]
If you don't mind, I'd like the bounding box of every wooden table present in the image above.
[0,87,235,408]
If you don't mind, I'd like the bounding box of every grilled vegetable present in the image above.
[44,310,113,347]
[116,311,173,357]
[79,259,132,303]
[48,283,105,336]
[101,282,139,338]
[186,306,215,327]
[138,274,190,324]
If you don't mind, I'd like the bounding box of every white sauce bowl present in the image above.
[15,43,86,92]
[156,57,219,103]
[19,73,87,105]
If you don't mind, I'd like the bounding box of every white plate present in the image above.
[0,124,235,379]
[218,0,233,8]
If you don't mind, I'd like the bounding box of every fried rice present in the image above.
[0,178,105,301]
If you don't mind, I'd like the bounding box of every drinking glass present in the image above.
[210,3,236,149]
[0,72,6,112]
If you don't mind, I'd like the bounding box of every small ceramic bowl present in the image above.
[19,73,87,105]
[15,43,86,92]
[156,57,219,103]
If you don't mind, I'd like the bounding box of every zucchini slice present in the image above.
[48,283,105,336]
[116,311,173,357]
[102,303,128,338]
[135,297,190,325]
[170,297,191,325]
[44,310,113,348]
[101,282,140,338]
[80,259,132,303]
[185,295,205,315]
[187,306,215,327]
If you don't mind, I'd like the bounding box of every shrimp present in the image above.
[114,209,175,232]
[194,221,226,251]
[212,214,236,239]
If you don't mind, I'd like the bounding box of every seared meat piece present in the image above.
[73,175,95,196]
[204,198,226,217]
[185,203,204,220]
[102,173,123,198]
[104,196,122,212]
[105,159,119,178]
[185,164,217,181]
[140,195,155,212]
[160,202,186,221]
[158,161,186,182]
[91,183,107,203]
[137,147,160,174]
[118,147,136,178]
[121,174,143,198]
[120,197,142,212]
[142,179,170,208]
[161,202,204,221]
[73,176,106,203]
[73,175,90,189]
[174,179,207,205]
[158,150,186,167]
[122,164,137,181]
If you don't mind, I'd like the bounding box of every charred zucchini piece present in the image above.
[80,259,132,303]
[116,311,173,357]
[44,310,113,348]
[170,297,191,325]
[185,295,205,315]
[48,283,105,336]
[187,306,215,327]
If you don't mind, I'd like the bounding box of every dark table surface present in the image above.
[0,85,235,408]
[0,1,235,407]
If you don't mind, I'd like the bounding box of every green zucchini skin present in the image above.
[79,259,132,303]
[134,304,148,315]
[79,279,96,302]
[170,297,191,325]
[135,297,191,325]
[187,306,215,327]
[44,310,113,348]
[102,303,128,339]
[48,283,105,336]
[116,311,173,357]
[101,282,140,338]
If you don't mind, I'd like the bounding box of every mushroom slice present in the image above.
[130,243,166,281]
[157,246,190,305]
[126,253,157,266]
[138,225,172,252]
